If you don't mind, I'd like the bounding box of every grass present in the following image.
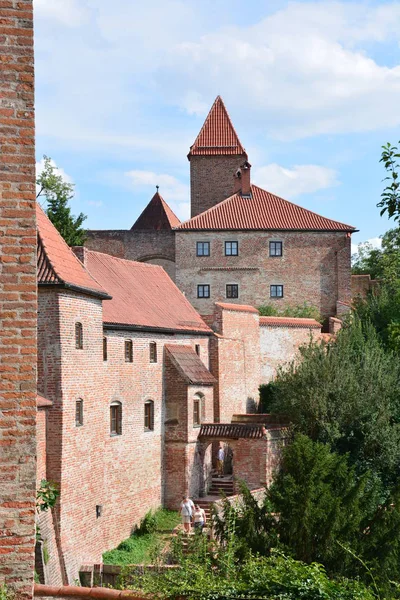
[103,508,180,566]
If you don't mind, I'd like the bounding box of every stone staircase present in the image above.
[194,473,235,522]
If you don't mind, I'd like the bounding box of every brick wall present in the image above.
[38,286,211,581]
[190,155,247,217]
[175,230,352,321]
[85,230,176,280]
[259,323,322,383]
[210,304,260,422]
[0,0,36,596]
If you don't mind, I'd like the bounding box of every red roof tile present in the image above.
[36,204,109,298]
[165,345,216,385]
[259,316,321,329]
[131,191,181,231]
[188,96,247,158]
[37,394,53,408]
[216,302,259,314]
[177,185,356,231]
[84,251,211,334]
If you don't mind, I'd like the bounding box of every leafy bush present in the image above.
[258,302,322,322]
[36,479,59,512]
[134,511,157,536]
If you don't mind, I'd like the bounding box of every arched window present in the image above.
[144,400,154,431]
[193,393,205,427]
[110,401,122,435]
[125,339,133,362]
[103,337,108,361]
[75,399,83,426]
[75,322,83,349]
[149,342,157,363]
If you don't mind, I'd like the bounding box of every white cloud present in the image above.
[253,164,338,199]
[351,236,383,255]
[33,0,89,27]
[125,170,190,220]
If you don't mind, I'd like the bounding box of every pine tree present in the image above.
[36,155,87,246]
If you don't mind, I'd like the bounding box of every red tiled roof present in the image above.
[259,316,321,329]
[37,394,53,408]
[188,96,247,158]
[36,204,109,298]
[84,250,211,334]
[165,345,216,385]
[216,302,259,314]
[177,185,356,231]
[131,191,180,231]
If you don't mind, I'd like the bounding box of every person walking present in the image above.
[193,504,206,533]
[180,495,194,534]
[217,445,225,478]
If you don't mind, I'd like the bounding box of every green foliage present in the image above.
[103,508,180,565]
[36,479,59,512]
[42,542,50,565]
[353,284,400,352]
[36,155,87,246]
[267,321,400,489]
[134,511,157,536]
[352,228,400,282]
[0,585,15,600]
[258,382,279,412]
[378,142,400,222]
[258,302,322,322]
[122,544,375,600]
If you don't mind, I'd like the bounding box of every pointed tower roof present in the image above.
[131,190,181,231]
[188,96,247,158]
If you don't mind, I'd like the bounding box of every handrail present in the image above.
[34,584,147,600]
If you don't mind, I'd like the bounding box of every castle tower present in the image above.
[188,96,248,217]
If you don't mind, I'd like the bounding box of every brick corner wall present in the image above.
[0,0,37,596]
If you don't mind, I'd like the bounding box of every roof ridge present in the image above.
[176,190,239,229]
[189,96,247,157]
[85,248,161,269]
[131,191,181,230]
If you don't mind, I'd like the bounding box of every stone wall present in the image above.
[175,230,352,321]
[85,230,176,280]
[0,0,37,596]
[259,320,322,383]
[351,274,379,299]
[189,155,247,217]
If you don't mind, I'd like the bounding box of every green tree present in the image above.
[352,228,400,282]
[36,155,87,246]
[268,321,400,489]
[378,142,400,222]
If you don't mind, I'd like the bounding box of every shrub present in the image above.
[258,302,322,322]
[134,511,157,536]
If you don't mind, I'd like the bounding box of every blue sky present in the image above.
[33,0,400,252]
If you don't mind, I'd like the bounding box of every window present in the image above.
[149,342,157,363]
[103,337,108,361]
[75,322,83,349]
[226,284,239,299]
[144,400,154,431]
[269,241,283,257]
[270,285,284,298]
[197,284,210,299]
[193,394,205,427]
[225,241,238,256]
[75,399,83,426]
[196,241,210,257]
[110,402,122,435]
[195,344,200,356]
[125,339,133,362]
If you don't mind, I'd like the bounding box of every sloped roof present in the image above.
[37,394,53,408]
[216,302,259,314]
[36,204,110,298]
[84,251,211,334]
[177,185,355,232]
[165,345,216,385]
[188,96,247,158]
[131,191,181,231]
[259,316,321,329]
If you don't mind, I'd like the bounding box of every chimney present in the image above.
[72,246,87,265]
[233,161,251,197]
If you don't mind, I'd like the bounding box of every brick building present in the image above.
[36,204,292,584]
[86,96,356,322]
[0,0,37,597]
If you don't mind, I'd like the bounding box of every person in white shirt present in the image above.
[217,445,224,478]
[180,495,194,533]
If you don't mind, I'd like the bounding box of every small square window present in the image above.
[226,284,239,299]
[75,400,83,427]
[225,241,238,256]
[196,241,210,257]
[197,284,210,299]
[149,342,157,363]
[270,285,284,298]
[125,340,133,362]
[269,241,283,257]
